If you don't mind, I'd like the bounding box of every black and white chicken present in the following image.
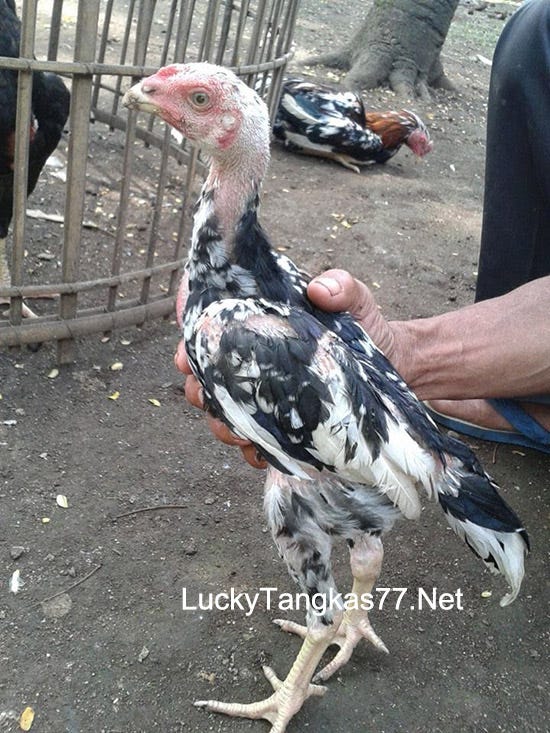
[123,63,527,733]
[0,0,70,317]
[273,78,432,172]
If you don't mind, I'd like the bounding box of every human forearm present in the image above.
[390,276,550,400]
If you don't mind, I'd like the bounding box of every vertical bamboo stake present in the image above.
[268,0,300,120]
[57,0,101,364]
[108,0,156,316]
[230,0,251,66]
[92,0,115,110]
[199,0,222,62]
[245,0,268,87]
[47,0,65,61]
[110,0,137,124]
[10,0,37,328]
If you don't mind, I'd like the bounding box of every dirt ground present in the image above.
[1,2,549,732]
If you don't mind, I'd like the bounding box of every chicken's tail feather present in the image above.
[438,465,529,606]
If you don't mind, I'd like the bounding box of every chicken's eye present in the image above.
[191,91,210,107]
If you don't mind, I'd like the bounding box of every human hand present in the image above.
[174,340,268,469]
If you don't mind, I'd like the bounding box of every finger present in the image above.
[176,272,189,329]
[184,375,255,449]
[307,269,379,324]
[307,269,397,358]
[184,373,204,409]
[205,413,252,448]
[241,444,269,469]
[174,340,192,374]
[183,372,255,447]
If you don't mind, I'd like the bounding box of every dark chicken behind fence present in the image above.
[0,0,70,317]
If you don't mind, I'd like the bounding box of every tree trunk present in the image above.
[309,0,460,99]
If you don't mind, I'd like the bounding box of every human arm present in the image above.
[308,271,550,400]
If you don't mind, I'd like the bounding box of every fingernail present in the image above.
[311,276,343,296]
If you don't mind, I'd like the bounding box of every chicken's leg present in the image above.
[275,534,388,682]
[195,611,341,733]
[196,470,345,732]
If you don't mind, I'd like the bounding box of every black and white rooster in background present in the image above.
[273,78,433,172]
[0,0,70,317]
[123,63,528,733]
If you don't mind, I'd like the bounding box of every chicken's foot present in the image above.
[195,613,341,733]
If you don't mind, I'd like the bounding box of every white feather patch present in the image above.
[281,93,320,124]
[212,383,310,479]
[443,514,526,606]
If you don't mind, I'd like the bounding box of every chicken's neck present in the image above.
[187,143,269,298]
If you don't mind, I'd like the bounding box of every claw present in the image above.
[273,618,308,639]
[275,613,388,683]
[194,624,337,733]
[195,663,326,733]
[313,618,389,682]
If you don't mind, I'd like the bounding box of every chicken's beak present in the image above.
[122,82,157,114]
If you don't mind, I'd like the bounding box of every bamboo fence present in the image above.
[0,0,299,361]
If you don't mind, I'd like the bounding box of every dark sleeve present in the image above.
[477,0,550,299]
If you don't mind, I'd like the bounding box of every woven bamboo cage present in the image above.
[0,0,300,362]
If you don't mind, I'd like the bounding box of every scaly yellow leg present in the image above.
[275,534,388,682]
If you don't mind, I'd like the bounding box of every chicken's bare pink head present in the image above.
[402,111,433,158]
[407,128,433,157]
[123,62,270,161]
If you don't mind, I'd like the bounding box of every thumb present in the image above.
[307,269,396,358]
[174,339,193,375]
[307,269,377,323]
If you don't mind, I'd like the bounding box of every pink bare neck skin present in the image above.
[204,139,270,245]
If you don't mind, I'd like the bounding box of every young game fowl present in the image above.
[273,78,432,172]
[123,64,528,733]
[0,0,70,317]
